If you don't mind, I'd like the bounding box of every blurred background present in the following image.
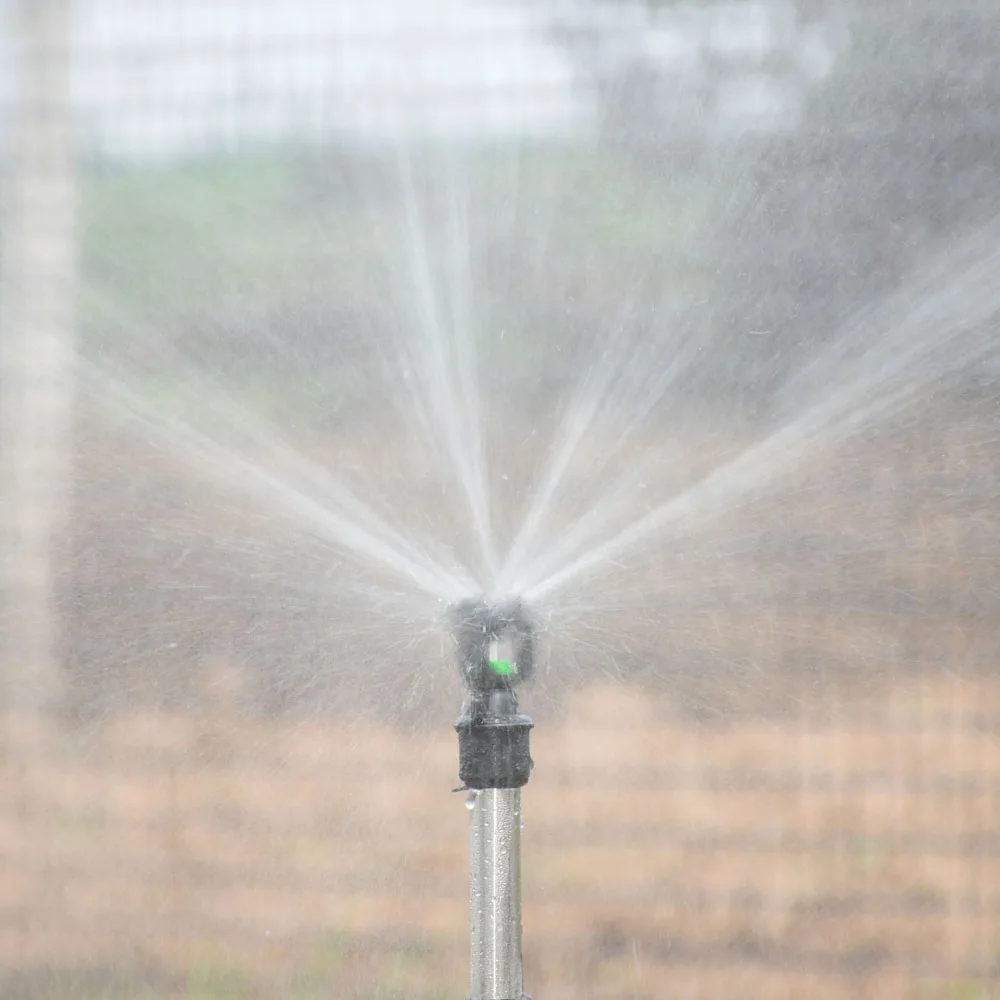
[1,1,998,998]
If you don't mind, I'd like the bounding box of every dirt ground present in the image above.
[1,674,999,1000]
[3,388,995,997]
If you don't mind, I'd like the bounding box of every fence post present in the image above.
[0,0,77,725]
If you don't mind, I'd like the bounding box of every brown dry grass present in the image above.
[2,674,1000,999]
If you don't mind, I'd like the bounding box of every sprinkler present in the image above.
[450,597,535,1000]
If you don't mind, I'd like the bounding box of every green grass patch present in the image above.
[81,145,712,324]
[0,964,177,1000]
[185,955,255,1000]
[81,153,382,329]
[79,145,719,421]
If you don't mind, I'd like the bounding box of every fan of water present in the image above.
[76,145,1000,720]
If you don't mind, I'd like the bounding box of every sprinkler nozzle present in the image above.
[449,596,535,698]
[450,597,535,790]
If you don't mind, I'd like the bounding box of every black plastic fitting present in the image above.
[455,707,533,790]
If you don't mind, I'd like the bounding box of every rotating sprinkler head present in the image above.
[449,596,535,791]
[450,596,535,711]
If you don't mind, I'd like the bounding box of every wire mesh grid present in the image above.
[1,2,999,999]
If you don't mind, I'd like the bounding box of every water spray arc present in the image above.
[450,598,535,1000]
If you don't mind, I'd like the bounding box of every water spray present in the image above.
[450,597,535,1000]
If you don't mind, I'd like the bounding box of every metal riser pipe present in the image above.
[469,788,525,1000]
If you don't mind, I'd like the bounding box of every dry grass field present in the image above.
[2,673,1000,1000]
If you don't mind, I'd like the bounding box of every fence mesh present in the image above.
[1,2,999,999]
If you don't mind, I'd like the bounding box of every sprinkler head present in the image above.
[449,596,535,698]
[450,597,535,790]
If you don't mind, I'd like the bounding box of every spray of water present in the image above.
[514,221,1000,603]
[80,153,999,691]
[80,359,475,604]
[389,158,498,580]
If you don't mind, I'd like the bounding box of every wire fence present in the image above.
[1,2,999,999]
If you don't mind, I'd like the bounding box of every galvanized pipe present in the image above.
[469,788,524,1000]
